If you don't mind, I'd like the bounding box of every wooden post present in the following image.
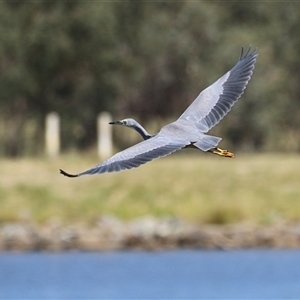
[97,112,112,159]
[45,112,60,158]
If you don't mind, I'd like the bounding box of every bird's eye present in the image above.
[123,120,127,125]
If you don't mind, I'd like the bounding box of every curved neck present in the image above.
[133,125,152,140]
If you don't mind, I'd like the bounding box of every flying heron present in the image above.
[60,47,258,178]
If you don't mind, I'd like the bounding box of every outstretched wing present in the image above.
[60,135,189,177]
[179,47,258,132]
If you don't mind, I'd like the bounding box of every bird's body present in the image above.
[60,47,258,178]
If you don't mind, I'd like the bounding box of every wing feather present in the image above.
[60,135,189,177]
[179,47,258,132]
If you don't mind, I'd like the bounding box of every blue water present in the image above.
[0,250,300,299]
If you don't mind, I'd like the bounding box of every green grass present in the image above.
[0,152,299,225]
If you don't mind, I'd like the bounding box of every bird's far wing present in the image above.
[179,47,258,132]
[60,135,189,177]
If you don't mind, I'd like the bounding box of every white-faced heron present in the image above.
[60,47,258,178]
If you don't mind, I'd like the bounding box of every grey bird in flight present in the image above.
[60,47,258,178]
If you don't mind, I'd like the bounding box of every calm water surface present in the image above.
[0,250,300,299]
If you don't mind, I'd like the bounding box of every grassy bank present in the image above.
[0,152,299,225]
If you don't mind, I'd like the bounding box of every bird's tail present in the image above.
[193,135,222,151]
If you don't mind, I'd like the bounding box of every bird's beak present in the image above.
[109,120,122,125]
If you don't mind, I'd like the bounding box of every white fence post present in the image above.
[45,112,60,158]
[97,112,112,159]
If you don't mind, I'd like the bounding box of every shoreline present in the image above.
[1,216,300,251]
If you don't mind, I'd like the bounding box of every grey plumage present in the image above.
[60,47,258,178]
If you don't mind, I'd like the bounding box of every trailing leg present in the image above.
[193,134,234,158]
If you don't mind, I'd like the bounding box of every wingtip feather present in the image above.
[59,169,78,178]
[240,46,258,60]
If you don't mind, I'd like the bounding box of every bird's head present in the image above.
[110,118,152,140]
[109,118,137,128]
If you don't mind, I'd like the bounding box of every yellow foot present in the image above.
[212,148,235,158]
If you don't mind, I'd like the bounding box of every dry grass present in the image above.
[0,152,299,225]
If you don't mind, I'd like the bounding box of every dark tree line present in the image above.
[0,1,300,156]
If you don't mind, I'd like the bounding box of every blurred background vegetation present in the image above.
[0,2,300,226]
[1,1,300,157]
